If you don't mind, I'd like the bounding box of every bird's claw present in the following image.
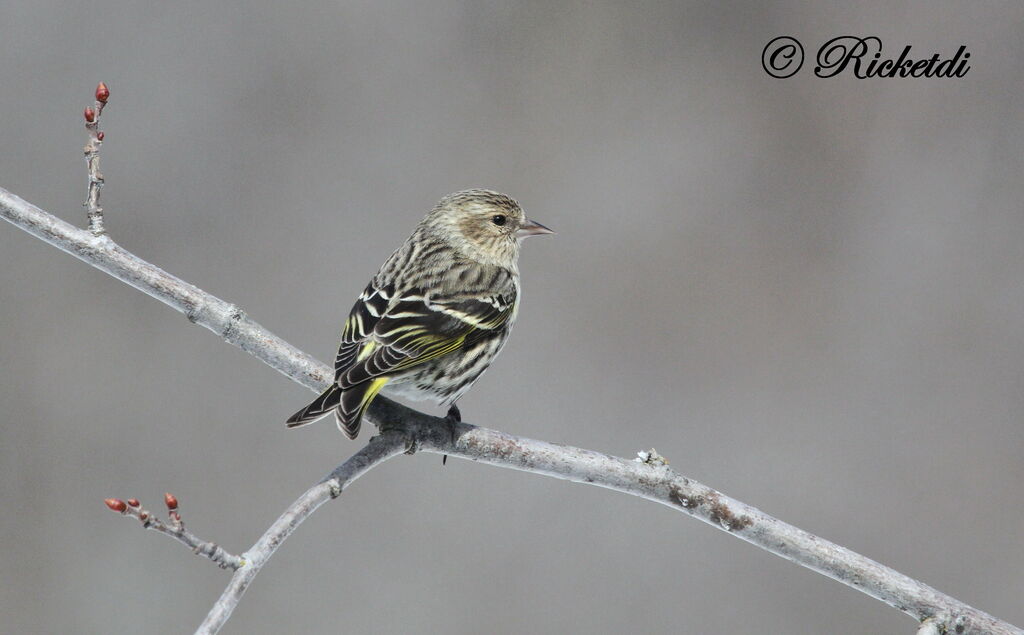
[404,438,419,455]
[442,404,461,465]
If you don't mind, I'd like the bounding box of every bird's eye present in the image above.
[491,215,507,226]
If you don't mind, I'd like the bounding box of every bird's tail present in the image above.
[285,385,342,430]
[285,378,389,440]
[335,377,389,440]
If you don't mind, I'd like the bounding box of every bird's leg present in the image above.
[442,404,461,466]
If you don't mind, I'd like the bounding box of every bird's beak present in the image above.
[517,219,555,239]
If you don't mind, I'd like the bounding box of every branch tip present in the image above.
[82,84,108,235]
[104,498,127,513]
[98,490,243,572]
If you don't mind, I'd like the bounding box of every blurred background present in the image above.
[2,2,1022,633]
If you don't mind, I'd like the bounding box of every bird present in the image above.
[285,189,553,440]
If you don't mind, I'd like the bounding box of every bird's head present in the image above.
[425,189,554,269]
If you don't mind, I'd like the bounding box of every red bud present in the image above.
[164,493,178,511]
[105,498,127,512]
[84,107,95,123]
[127,498,139,507]
[96,131,105,142]
[139,511,150,521]
[95,82,109,103]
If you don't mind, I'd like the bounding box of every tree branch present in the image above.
[2,186,1020,635]
[0,187,331,393]
[197,432,409,633]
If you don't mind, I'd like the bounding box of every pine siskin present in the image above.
[286,189,553,439]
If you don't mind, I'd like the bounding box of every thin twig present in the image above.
[83,82,109,235]
[104,495,244,571]
[1,187,1021,635]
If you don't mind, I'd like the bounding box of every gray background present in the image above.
[1,2,1022,633]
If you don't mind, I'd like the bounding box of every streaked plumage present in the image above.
[286,189,553,439]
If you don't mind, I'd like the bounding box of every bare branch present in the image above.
[104,495,244,571]
[1,186,1021,635]
[196,432,409,634]
[0,187,331,393]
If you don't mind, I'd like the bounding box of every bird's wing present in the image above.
[337,284,517,390]
[334,281,392,381]
[330,265,516,438]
